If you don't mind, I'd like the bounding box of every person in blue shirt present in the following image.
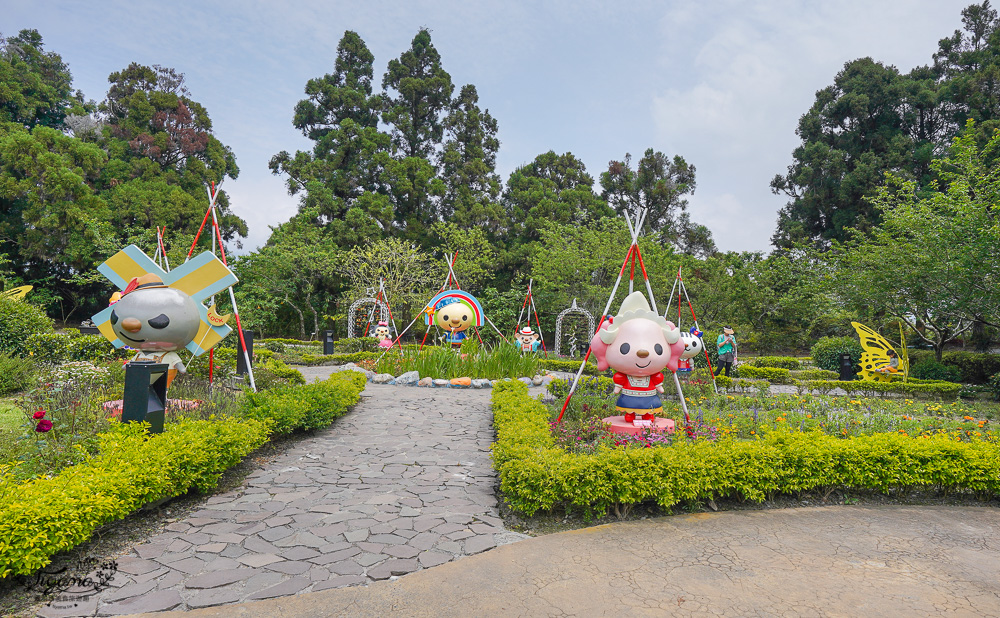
[714,326,736,376]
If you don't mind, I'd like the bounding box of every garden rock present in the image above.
[342,363,375,380]
[371,373,395,384]
[471,379,491,389]
[450,377,472,388]
[531,375,544,386]
[396,371,420,385]
[417,377,434,387]
[518,377,533,386]
[432,379,451,388]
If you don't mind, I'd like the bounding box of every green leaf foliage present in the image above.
[0,297,53,357]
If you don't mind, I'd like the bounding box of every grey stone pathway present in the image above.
[38,383,527,617]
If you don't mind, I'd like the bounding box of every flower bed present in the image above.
[492,381,1000,518]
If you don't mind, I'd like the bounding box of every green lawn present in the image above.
[0,400,23,431]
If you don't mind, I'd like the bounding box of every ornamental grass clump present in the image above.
[368,341,541,380]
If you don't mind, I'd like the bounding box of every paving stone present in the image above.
[166,556,206,574]
[133,543,170,560]
[307,546,361,565]
[100,580,157,603]
[344,529,368,543]
[186,586,243,609]
[97,589,182,615]
[384,544,420,559]
[197,542,227,553]
[243,571,285,595]
[114,557,161,576]
[243,536,280,554]
[367,558,419,580]
[37,597,99,618]
[132,566,170,583]
[259,525,294,542]
[408,532,443,550]
[311,574,368,591]
[356,552,384,567]
[418,550,453,568]
[237,553,283,568]
[464,535,497,554]
[246,577,311,600]
[266,560,312,575]
[185,568,255,589]
[278,546,321,561]
[328,559,365,576]
[220,544,248,558]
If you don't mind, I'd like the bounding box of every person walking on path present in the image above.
[715,326,737,376]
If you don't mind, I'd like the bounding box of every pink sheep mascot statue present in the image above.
[590,291,685,423]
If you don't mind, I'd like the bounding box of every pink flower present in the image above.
[33,410,46,419]
[35,420,53,433]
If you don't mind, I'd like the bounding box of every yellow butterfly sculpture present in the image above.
[851,321,909,382]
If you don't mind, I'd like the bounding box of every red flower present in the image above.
[33,410,46,419]
[35,420,53,433]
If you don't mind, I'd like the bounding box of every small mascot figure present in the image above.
[677,327,704,371]
[513,326,541,353]
[108,273,201,387]
[433,297,475,348]
[371,321,393,349]
[589,292,684,424]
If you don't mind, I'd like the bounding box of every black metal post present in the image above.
[122,361,168,434]
[237,329,254,375]
[839,353,855,381]
[323,330,335,355]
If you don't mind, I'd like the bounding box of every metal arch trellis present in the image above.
[554,299,594,357]
[347,297,389,339]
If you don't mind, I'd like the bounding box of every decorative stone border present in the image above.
[338,363,562,389]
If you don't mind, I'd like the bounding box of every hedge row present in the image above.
[0,371,368,578]
[25,332,130,364]
[907,351,1000,385]
[537,358,603,376]
[743,356,802,370]
[491,381,1000,518]
[0,418,270,577]
[800,379,961,400]
[737,365,793,384]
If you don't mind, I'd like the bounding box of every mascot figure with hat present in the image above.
[514,326,541,353]
[424,291,485,349]
[590,291,684,423]
[92,244,239,390]
[677,327,704,371]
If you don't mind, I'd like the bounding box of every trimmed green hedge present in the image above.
[0,297,53,358]
[0,370,368,578]
[797,379,961,400]
[0,418,271,577]
[259,338,322,347]
[737,365,793,384]
[906,351,1000,384]
[238,371,366,435]
[743,356,801,370]
[491,381,1000,518]
[25,332,128,364]
[791,368,839,381]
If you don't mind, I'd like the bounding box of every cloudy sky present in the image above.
[5,0,973,253]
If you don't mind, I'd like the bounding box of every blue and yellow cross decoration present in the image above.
[91,244,238,356]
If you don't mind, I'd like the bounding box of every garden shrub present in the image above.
[334,337,379,353]
[538,358,603,375]
[25,332,71,363]
[810,336,863,373]
[989,372,1000,402]
[736,365,793,384]
[547,375,615,401]
[910,360,962,383]
[251,357,306,390]
[259,338,322,347]
[263,340,287,353]
[186,347,237,382]
[744,356,801,370]
[907,351,1000,385]
[791,369,839,381]
[0,418,270,578]
[798,379,961,400]
[238,370,366,435]
[0,297,54,358]
[0,353,36,395]
[68,334,123,362]
[492,381,1000,518]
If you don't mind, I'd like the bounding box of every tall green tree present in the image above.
[934,1,1000,139]
[269,31,393,247]
[834,120,1000,360]
[0,29,79,129]
[438,84,503,233]
[600,148,708,254]
[771,58,916,248]
[500,151,612,278]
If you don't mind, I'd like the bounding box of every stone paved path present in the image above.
[39,383,527,617]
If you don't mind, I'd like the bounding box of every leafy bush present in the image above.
[24,333,71,363]
[252,357,306,390]
[259,338,322,347]
[810,336,863,373]
[989,372,1000,402]
[538,358,603,375]
[68,334,123,362]
[334,337,379,353]
[911,360,962,383]
[0,298,54,358]
[744,356,801,370]
[0,354,36,395]
[791,369,839,381]
[238,371,366,435]
[736,365,793,384]
[0,418,270,577]
[798,379,961,400]
[907,351,1000,385]
[263,340,286,353]
[186,347,236,382]
[492,381,1000,518]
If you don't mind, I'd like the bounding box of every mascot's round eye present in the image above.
[654,343,663,355]
[148,314,170,329]
[442,314,449,321]
[462,315,468,321]
[110,310,119,325]
[619,343,630,355]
